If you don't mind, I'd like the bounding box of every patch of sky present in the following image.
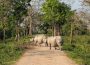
[30,0,90,13]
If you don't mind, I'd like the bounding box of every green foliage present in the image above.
[62,35,90,65]
[61,20,88,36]
[41,0,72,25]
[62,23,71,36]
[12,0,31,19]
[38,22,50,34]
[0,36,31,65]
[0,0,32,40]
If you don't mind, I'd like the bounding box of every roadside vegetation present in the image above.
[0,0,90,65]
[0,36,31,65]
[62,35,90,65]
[40,0,90,65]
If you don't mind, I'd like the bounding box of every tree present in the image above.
[69,12,88,44]
[0,0,33,42]
[11,0,31,41]
[0,0,12,42]
[41,0,72,36]
[26,6,33,36]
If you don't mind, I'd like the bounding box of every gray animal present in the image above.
[46,36,63,50]
[33,34,46,46]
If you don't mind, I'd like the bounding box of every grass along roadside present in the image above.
[0,36,32,65]
[62,35,90,65]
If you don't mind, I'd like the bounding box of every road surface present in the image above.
[14,46,78,65]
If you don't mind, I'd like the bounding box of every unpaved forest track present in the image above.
[15,47,78,65]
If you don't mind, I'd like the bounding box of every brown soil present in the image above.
[14,46,78,65]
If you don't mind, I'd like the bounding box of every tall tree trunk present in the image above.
[56,24,60,36]
[15,33,20,42]
[3,29,6,43]
[54,24,56,36]
[24,28,26,36]
[29,16,32,36]
[15,23,20,41]
[11,30,14,38]
[52,25,54,36]
[27,6,33,36]
[53,23,60,36]
[25,26,28,36]
[70,23,73,44]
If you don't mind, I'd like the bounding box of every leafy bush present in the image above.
[62,35,90,65]
[0,36,31,65]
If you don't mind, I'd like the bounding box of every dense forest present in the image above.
[0,0,90,65]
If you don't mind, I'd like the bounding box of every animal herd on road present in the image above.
[30,34,63,50]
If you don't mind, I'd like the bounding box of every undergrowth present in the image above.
[0,36,31,65]
[62,35,90,65]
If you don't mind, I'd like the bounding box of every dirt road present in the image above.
[15,47,78,65]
